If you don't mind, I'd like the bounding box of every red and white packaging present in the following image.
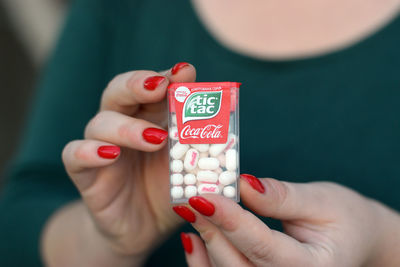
[168,82,240,203]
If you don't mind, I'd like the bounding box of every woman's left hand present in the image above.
[173,175,400,267]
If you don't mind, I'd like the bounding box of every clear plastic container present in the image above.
[167,82,241,203]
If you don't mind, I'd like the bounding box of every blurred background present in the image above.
[0,0,69,182]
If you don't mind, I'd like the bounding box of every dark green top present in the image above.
[1,0,399,266]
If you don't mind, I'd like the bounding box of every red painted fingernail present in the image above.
[180,232,193,254]
[189,196,215,216]
[143,76,165,90]
[142,128,168,144]
[97,146,120,159]
[240,174,265,193]
[171,62,189,75]
[172,206,196,223]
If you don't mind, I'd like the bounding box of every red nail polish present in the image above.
[240,174,265,193]
[142,128,168,144]
[173,206,196,223]
[143,76,165,90]
[180,232,193,254]
[97,146,120,159]
[171,62,189,75]
[189,196,215,216]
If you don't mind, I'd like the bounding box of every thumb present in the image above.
[239,174,334,221]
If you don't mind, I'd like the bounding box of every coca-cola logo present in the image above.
[202,186,216,192]
[180,124,222,139]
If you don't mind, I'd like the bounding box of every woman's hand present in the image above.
[42,62,195,266]
[174,175,400,267]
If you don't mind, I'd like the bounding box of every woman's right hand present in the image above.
[43,63,195,266]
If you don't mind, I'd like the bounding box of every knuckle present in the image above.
[244,239,272,263]
[102,72,135,109]
[117,122,132,140]
[212,201,248,232]
[305,244,334,267]
[125,71,144,91]
[269,179,290,214]
[107,73,126,90]
[61,141,75,164]
[219,216,239,232]
[198,228,217,244]
[85,111,112,137]
[73,143,90,161]
[318,244,339,267]
[216,208,241,232]
[85,113,101,135]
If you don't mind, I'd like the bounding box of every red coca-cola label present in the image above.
[168,82,240,144]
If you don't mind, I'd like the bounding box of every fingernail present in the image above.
[189,196,215,216]
[180,232,193,254]
[97,145,120,159]
[142,128,168,144]
[171,62,189,75]
[172,206,196,223]
[143,76,165,90]
[240,174,265,193]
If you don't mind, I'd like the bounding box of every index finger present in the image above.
[188,195,314,266]
[100,63,196,114]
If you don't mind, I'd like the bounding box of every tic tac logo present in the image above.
[182,91,222,123]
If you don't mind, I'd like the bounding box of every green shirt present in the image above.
[1,0,399,266]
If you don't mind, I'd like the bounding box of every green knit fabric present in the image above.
[0,0,399,266]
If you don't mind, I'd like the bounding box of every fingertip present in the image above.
[168,62,196,83]
[97,145,121,159]
[173,206,196,223]
[63,140,121,175]
[123,70,169,103]
[240,174,266,194]
[182,232,213,267]
[189,196,216,217]
[142,127,168,145]
[143,75,167,91]
[171,62,190,75]
[180,232,194,254]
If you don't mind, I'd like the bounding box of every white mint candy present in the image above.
[184,148,200,171]
[170,143,189,160]
[197,171,218,183]
[224,134,237,152]
[225,149,237,171]
[184,185,197,198]
[170,160,183,172]
[198,157,220,170]
[218,171,236,185]
[171,173,183,185]
[169,127,179,140]
[198,184,220,195]
[171,186,184,199]
[209,144,226,157]
[209,134,237,157]
[223,186,236,198]
[191,144,210,152]
[184,173,197,185]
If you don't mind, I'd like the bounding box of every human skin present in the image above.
[179,176,400,266]
[42,62,400,267]
[42,0,400,265]
[41,63,197,267]
[192,0,400,59]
